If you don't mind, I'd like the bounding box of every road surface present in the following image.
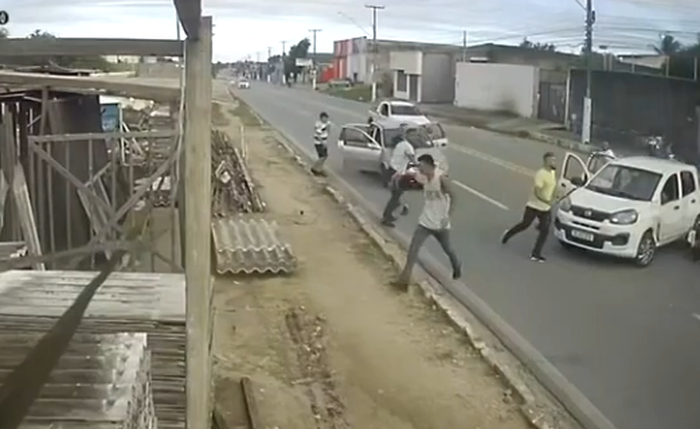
[232,82,700,429]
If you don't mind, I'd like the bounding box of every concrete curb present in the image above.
[228,93,616,429]
[261,119,572,429]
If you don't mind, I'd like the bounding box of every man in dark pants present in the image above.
[311,112,331,176]
[381,133,415,226]
[501,152,557,262]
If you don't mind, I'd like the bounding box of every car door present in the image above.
[337,124,382,172]
[557,152,590,199]
[657,173,684,242]
[680,170,699,231]
[586,153,614,175]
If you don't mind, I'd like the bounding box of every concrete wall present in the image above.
[568,69,700,163]
[390,51,422,74]
[455,63,539,117]
[136,62,181,78]
[421,52,455,104]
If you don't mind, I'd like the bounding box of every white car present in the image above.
[237,79,250,89]
[336,118,448,186]
[369,100,431,125]
[554,153,700,267]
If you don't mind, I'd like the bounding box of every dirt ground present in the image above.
[211,101,531,429]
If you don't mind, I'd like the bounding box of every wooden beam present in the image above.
[0,71,180,102]
[173,0,202,40]
[0,38,183,57]
[183,15,212,429]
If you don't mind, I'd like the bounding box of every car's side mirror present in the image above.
[570,176,586,187]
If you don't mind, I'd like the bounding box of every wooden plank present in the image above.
[11,165,44,270]
[0,38,183,57]
[184,15,213,429]
[173,0,202,40]
[29,130,177,144]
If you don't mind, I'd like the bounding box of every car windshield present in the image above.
[384,127,433,149]
[391,104,421,116]
[585,164,662,201]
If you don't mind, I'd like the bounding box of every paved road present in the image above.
[232,82,700,429]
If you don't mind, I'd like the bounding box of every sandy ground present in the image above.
[211,102,531,429]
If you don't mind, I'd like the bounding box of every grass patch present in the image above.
[229,100,262,127]
[323,84,372,102]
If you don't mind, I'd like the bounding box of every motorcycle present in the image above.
[646,135,676,160]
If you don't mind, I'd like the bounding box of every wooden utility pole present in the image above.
[183,14,213,429]
[365,4,385,102]
[462,30,467,62]
[309,28,322,90]
[582,0,595,144]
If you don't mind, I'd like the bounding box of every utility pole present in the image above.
[366,4,385,102]
[582,0,595,145]
[310,28,322,90]
[267,46,272,82]
[281,40,288,85]
[462,30,467,62]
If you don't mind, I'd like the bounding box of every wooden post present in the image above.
[184,15,213,429]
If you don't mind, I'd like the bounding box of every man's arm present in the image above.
[440,174,456,215]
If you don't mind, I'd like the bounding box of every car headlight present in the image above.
[559,197,572,212]
[610,209,638,225]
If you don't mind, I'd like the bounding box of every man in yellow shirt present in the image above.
[501,152,557,262]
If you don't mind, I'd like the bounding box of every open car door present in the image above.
[557,152,590,199]
[337,124,382,172]
[586,152,615,175]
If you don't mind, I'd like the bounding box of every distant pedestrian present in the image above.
[311,112,331,176]
[501,151,557,262]
[381,132,416,226]
[393,154,461,289]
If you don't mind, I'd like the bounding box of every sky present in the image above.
[2,0,700,61]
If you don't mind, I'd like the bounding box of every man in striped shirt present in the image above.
[311,112,331,176]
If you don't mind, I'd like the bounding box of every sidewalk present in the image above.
[421,104,602,155]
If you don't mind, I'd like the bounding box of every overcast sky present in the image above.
[3,0,700,61]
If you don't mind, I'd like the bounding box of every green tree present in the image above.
[519,37,556,52]
[283,37,311,80]
[654,33,683,56]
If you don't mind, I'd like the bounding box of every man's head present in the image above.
[543,151,556,169]
[319,112,329,122]
[417,154,436,174]
[601,141,610,150]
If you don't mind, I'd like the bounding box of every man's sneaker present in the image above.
[381,219,396,228]
[530,255,546,263]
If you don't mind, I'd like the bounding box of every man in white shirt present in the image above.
[311,112,331,176]
[380,132,416,226]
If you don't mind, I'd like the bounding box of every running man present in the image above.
[501,151,557,262]
[393,154,461,289]
[380,132,415,226]
[311,112,331,175]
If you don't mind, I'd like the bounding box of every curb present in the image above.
[262,122,572,429]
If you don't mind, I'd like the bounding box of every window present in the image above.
[586,165,661,201]
[341,127,370,148]
[379,104,389,116]
[660,174,679,204]
[680,171,697,197]
[391,104,421,116]
[396,70,407,92]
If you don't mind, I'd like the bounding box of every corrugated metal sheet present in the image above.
[211,217,297,274]
[0,332,156,429]
[0,270,186,429]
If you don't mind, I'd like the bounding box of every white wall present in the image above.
[455,63,540,118]
[347,53,369,82]
[389,51,422,75]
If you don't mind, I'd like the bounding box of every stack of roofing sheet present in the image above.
[0,332,156,429]
[0,270,186,429]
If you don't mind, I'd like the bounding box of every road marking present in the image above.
[452,180,509,211]
[448,145,536,178]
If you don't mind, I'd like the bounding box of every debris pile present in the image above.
[211,130,265,216]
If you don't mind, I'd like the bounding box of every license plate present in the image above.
[571,229,595,242]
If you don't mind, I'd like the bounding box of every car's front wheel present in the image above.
[634,230,656,267]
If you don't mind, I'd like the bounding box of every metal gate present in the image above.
[538,81,566,124]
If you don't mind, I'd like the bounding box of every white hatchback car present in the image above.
[554,153,700,266]
[237,79,250,89]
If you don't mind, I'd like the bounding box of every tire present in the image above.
[634,230,656,268]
